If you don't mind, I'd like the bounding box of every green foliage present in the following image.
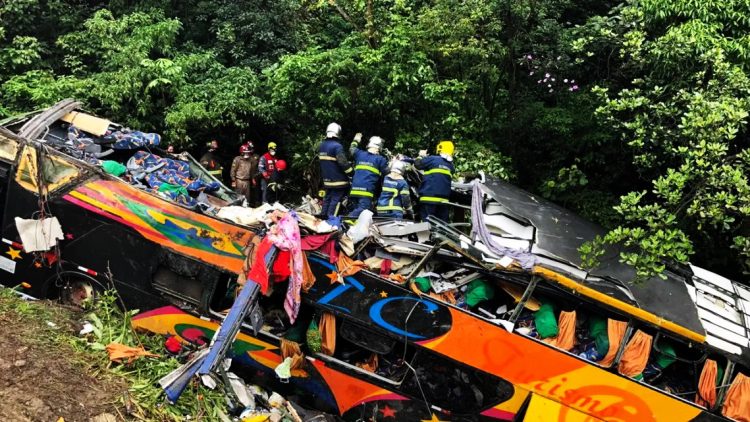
[577,0,750,278]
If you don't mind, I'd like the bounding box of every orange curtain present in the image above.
[617,330,653,378]
[599,319,627,367]
[319,312,337,356]
[722,373,750,422]
[356,353,379,373]
[695,359,718,409]
[301,253,316,292]
[543,310,577,351]
[336,251,366,277]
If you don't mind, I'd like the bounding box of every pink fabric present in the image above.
[380,259,392,276]
[267,211,304,323]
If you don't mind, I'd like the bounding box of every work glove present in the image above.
[353,132,363,142]
[418,149,428,157]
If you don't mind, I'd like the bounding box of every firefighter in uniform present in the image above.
[376,160,413,219]
[259,141,280,204]
[415,140,455,222]
[200,139,224,182]
[318,123,353,217]
[230,143,259,206]
[349,134,388,218]
[265,159,287,203]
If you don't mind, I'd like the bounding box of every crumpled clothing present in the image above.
[266,211,304,323]
[217,203,287,226]
[101,160,126,176]
[300,233,335,250]
[379,259,392,275]
[106,342,158,363]
[104,128,161,149]
[336,251,366,277]
[247,237,278,293]
[297,213,337,233]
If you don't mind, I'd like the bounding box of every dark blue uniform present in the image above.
[348,147,388,218]
[319,138,352,216]
[376,176,412,219]
[415,155,454,222]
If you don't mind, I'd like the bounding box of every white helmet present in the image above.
[367,136,384,150]
[390,160,406,174]
[326,122,342,139]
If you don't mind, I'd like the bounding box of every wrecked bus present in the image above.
[0,100,749,421]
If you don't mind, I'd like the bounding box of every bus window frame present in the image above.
[715,360,736,411]
[15,145,81,195]
[509,275,540,323]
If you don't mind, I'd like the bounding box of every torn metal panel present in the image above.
[480,176,707,338]
[61,111,112,136]
[375,221,430,237]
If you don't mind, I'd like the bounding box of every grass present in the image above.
[0,288,229,421]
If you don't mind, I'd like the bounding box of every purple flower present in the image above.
[563,79,568,83]
[526,54,533,60]
[547,84,552,88]
[537,79,542,83]
[571,80,575,83]
[529,71,534,75]
[545,73,550,78]
[549,89,554,93]
[551,78,555,82]
[572,85,579,91]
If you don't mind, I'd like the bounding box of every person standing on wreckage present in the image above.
[348,133,389,218]
[318,123,353,217]
[415,140,455,222]
[376,159,413,219]
[230,142,260,207]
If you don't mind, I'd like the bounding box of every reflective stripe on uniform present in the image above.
[355,164,382,175]
[344,167,353,174]
[350,190,374,197]
[208,169,223,175]
[400,189,410,195]
[377,205,403,211]
[381,187,398,194]
[324,180,349,187]
[419,196,448,203]
[425,168,452,177]
[319,155,337,161]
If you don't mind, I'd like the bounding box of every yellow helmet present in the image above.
[436,140,455,155]
[268,141,278,150]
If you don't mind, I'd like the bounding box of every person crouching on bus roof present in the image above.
[231,142,259,207]
[348,134,388,218]
[376,160,413,219]
[264,159,286,204]
[415,140,455,222]
[319,123,353,217]
[259,141,280,204]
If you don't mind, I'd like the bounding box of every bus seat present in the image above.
[722,373,750,422]
[599,319,627,367]
[618,330,653,378]
[695,359,718,408]
[543,310,577,351]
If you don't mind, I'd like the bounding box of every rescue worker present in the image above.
[259,142,280,204]
[230,142,260,206]
[200,139,224,182]
[265,159,287,203]
[349,134,388,218]
[319,123,353,217]
[376,160,413,219]
[415,140,455,222]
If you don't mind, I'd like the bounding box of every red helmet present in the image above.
[276,159,287,171]
[240,141,254,154]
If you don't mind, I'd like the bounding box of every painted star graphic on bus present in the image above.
[326,271,340,284]
[379,290,388,298]
[6,247,22,260]
[379,405,396,418]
